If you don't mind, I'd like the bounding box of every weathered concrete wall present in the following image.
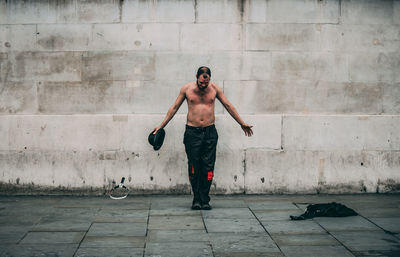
[0,0,399,195]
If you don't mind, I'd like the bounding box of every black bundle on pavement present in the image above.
[290,202,358,220]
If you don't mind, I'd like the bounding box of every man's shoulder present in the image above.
[182,82,195,90]
[209,82,221,92]
[210,82,219,88]
[180,82,196,94]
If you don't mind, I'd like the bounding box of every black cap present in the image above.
[196,66,211,78]
[148,128,165,151]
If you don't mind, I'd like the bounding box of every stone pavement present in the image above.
[0,194,399,257]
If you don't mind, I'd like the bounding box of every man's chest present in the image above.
[186,90,216,105]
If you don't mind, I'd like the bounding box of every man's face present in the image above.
[197,73,210,90]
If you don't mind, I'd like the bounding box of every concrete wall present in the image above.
[0,0,399,195]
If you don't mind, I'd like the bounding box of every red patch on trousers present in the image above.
[207,171,213,181]
[192,165,195,175]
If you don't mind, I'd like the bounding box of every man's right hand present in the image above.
[153,126,163,134]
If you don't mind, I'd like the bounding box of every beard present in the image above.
[197,80,209,90]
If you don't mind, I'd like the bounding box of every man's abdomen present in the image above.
[186,105,215,127]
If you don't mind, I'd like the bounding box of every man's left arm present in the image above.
[215,84,253,137]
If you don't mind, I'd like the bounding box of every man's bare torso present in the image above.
[185,82,217,127]
[153,67,252,137]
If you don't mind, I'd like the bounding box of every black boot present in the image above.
[201,203,212,210]
[191,201,201,210]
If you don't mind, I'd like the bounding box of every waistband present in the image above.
[185,124,215,131]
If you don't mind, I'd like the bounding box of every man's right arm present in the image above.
[153,85,187,134]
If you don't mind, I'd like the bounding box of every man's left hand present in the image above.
[241,124,253,137]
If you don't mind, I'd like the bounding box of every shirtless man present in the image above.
[153,66,253,210]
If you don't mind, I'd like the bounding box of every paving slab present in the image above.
[0,198,60,212]
[80,236,145,248]
[108,202,150,210]
[1,195,400,257]
[280,245,354,257]
[150,207,201,216]
[0,244,78,257]
[343,202,399,211]
[0,215,41,226]
[20,231,85,244]
[352,250,400,256]
[261,220,327,234]
[93,209,149,223]
[56,197,150,210]
[201,208,255,219]
[0,202,17,209]
[209,199,247,208]
[369,218,400,232]
[253,195,341,203]
[0,232,26,244]
[0,206,55,217]
[147,229,209,242]
[253,210,303,221]
[248,201,299,211]
[0,196,61,202]
[0,225,30,243]
[331,231,400,251]
[75,247,144,257]
[204,218,265,233]
[208,232,280,253]
[214,253,285,257]
[31,219,92,232]
[44,207,100,220]
[305,196,345,202]
[148,215,204,230]
[339,195,400,203]
[144,242,213,257]
[150,197,192,209]
[55,198,107,208]
[314,216,380,231]
[356,208,400,218]
[272,234,340,246]
[87,222,147,237]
